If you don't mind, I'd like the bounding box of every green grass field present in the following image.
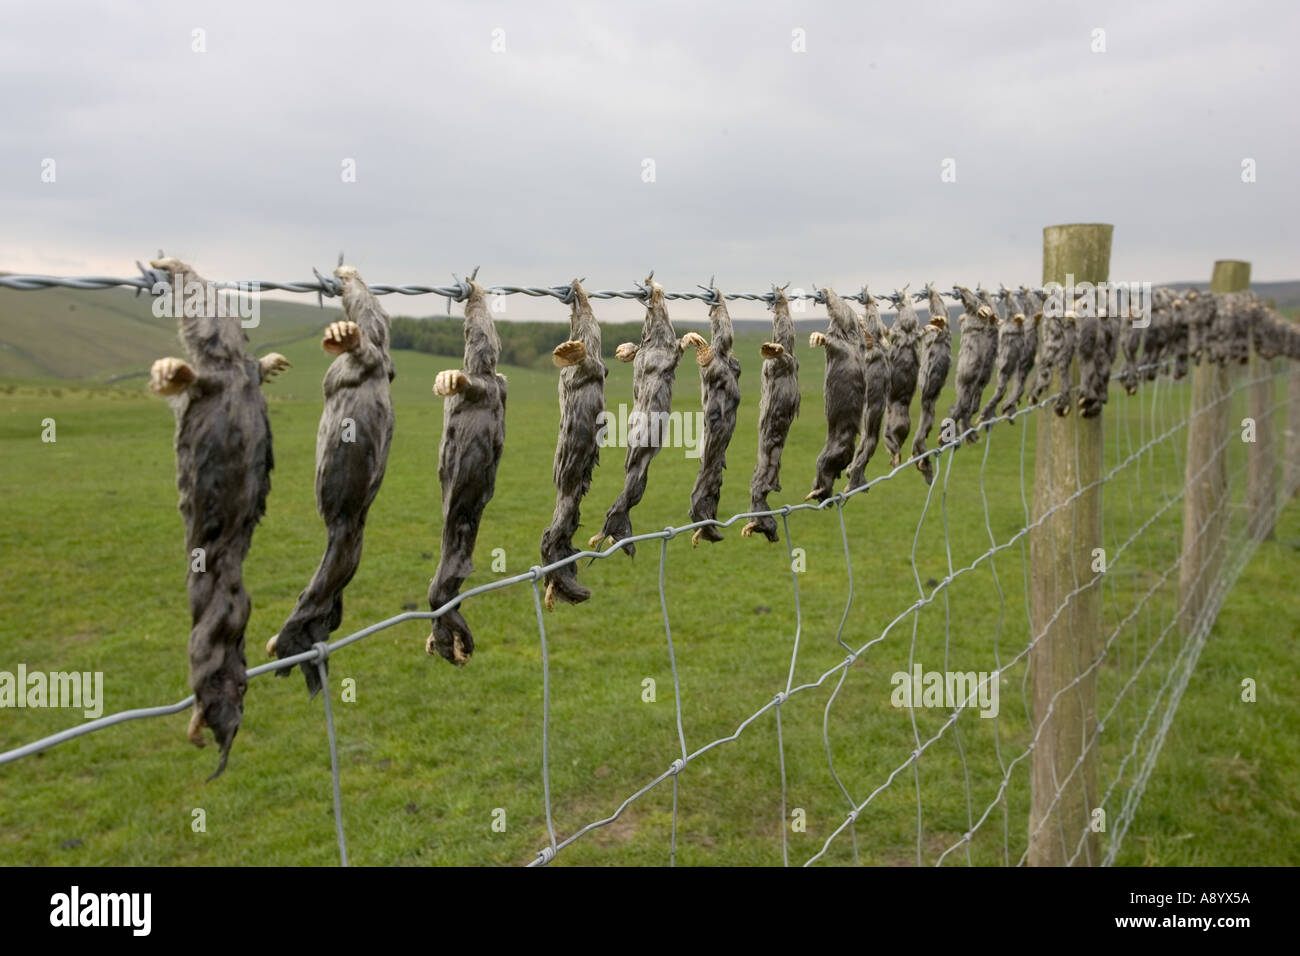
[0,314,1296,866]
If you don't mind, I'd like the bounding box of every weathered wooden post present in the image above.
[1028,223,1109,866]
[1287,361,1300,500]
[1247,296,1277,539]
[1179,261,1247,637]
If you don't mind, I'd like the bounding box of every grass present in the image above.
[0,317,1295,866]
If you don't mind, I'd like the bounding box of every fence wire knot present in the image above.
[313,269,341,297]
[312,641,331,663]
[312,266,343,303]
[135,261,169,297]
[669,758,686,776]
[448,274,473,303]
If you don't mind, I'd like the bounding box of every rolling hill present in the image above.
[0,285,338,381]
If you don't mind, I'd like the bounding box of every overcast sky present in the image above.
[1,0,1295,320]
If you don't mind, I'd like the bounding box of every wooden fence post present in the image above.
[1027,223,1110,866]
[1179,260,1248,637]
[1287,362,1300,500]
[1248,311,1277,540]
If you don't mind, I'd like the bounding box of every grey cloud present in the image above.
[1,0,1295,322]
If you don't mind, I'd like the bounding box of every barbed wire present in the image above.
[0,269,1043,307]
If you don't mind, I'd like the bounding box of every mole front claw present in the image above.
[614,342,639,363]
[434,369,469,397]
[680,331,708,353]
[259,352,291,380]
[552,340,587,367]
[760,342,784,359]
[544,581,558,611]
[265,633,279,657]
[809,332,827,348]
[741,520,756,537]
[322,320,361,355]
[149,357,195,396]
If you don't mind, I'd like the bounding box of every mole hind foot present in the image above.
[187,706,207,748]
[149,357,195,396]
[434,369,469,397]
[552,340,586,367]
[690,526,723,547]
[426,608,476,666]
[425,629,472,666]
[544,576,591,609]
[322,320,361,355]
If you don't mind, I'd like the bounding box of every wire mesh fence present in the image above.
[0,270,1294,867]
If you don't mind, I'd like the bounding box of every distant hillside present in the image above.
[0,285,337,381]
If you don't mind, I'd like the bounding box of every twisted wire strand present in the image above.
[0,270,1043,306]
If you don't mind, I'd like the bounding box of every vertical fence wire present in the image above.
[313,644,349,867]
